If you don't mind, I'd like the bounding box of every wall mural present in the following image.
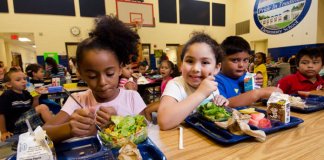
[254,0,312,35]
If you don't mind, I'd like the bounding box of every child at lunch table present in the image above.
[26,64,45,86]
[216,36,281,107]
[138,62,148,76]
[145,60,180,122]
[278,48,324,94]
[42,15,147,142]
[26,63,61,114]
[119,62,137,90]
[158,32,229,130]
[254,52,268,88]
[0,68,53,141]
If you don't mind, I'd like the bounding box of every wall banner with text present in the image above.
[253,0,311,35]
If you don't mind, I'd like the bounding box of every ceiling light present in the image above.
[18,37,31,42]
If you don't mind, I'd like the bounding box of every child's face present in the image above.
[160,61,172,79]
[78,49,122,102]
[254,53,263,65]
[33,68,44,80]
[139,66,146,74]
[6,71,27,92]
[221,51,250,78]
[298,55,323,78]
[181,43,220,88]
[121,64,133,79]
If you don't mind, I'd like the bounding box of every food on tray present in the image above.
[239,108,259,114]
[98,115,147,148]
[248,113,272,129]
[197,102,231,122]
[267,92,290,123]
[137,76,149,84]
[289,96,306,109]
[118,141,142,160]
[215,110,266,142]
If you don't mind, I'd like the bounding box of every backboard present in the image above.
[116,0,155,27]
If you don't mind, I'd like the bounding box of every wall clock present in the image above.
[70,26,81,36]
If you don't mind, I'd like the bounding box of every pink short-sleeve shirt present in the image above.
[61,89,146,116]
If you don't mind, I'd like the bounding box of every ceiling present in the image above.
[0,32,36,51]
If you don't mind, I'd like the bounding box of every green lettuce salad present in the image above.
[98,115,147,148]
[197,102,231,122]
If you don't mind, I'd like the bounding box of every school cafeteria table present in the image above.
[310,90,324,96]
[148,106,324,159]
[42,86,89,95]
[138,79,162,104]
[1,105,324,159]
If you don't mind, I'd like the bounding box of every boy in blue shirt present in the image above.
[216,36,281,107]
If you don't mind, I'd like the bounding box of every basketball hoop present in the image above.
[131,18,143,32]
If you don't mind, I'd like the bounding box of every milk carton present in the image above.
[266,92,290,123]
[17,121,56,160]
[244,72,260,92]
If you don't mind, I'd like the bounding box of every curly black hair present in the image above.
[25,64,42,78]
[221,36,251,56]
[76,15,140,68]
[180,32,223,64]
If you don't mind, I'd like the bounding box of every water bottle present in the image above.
[26,81,39,97]
[66,72,72,84]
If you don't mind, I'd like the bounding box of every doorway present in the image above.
[11,52,23,70]
[251,39,268,55]
[166,44,179,66]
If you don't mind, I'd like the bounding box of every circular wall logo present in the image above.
[254,0,312,35]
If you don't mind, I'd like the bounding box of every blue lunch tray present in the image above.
[7,136,166,160]
[111,138,166,160]
[185,108,304,145]
[290,95,324,113]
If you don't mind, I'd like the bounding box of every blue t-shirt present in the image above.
[215,72,245,98]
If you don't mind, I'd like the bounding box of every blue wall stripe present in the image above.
[268,43,324,60]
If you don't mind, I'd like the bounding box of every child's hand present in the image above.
[196,76,218,98]
[96,107,117,128]
[212,95,229,106]
[70,108,96,137]
[1,131,13,142]
[255,73,263,86]
[124,81,138,90]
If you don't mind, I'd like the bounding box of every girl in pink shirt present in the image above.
[119,63,137,90]
[144,60,179,121]
[43,15,146,142]
[160,60,179,93]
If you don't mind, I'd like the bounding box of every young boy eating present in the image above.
[216,36,281,107]
[278,48,324,94]
[0,68,52,141]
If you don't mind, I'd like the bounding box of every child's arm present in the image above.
[32,95,40,107]
[158,76,218,130]
[43,109,96,143]
[228,87,282,107]
[0,114,13,141]
[144,101,159,122]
